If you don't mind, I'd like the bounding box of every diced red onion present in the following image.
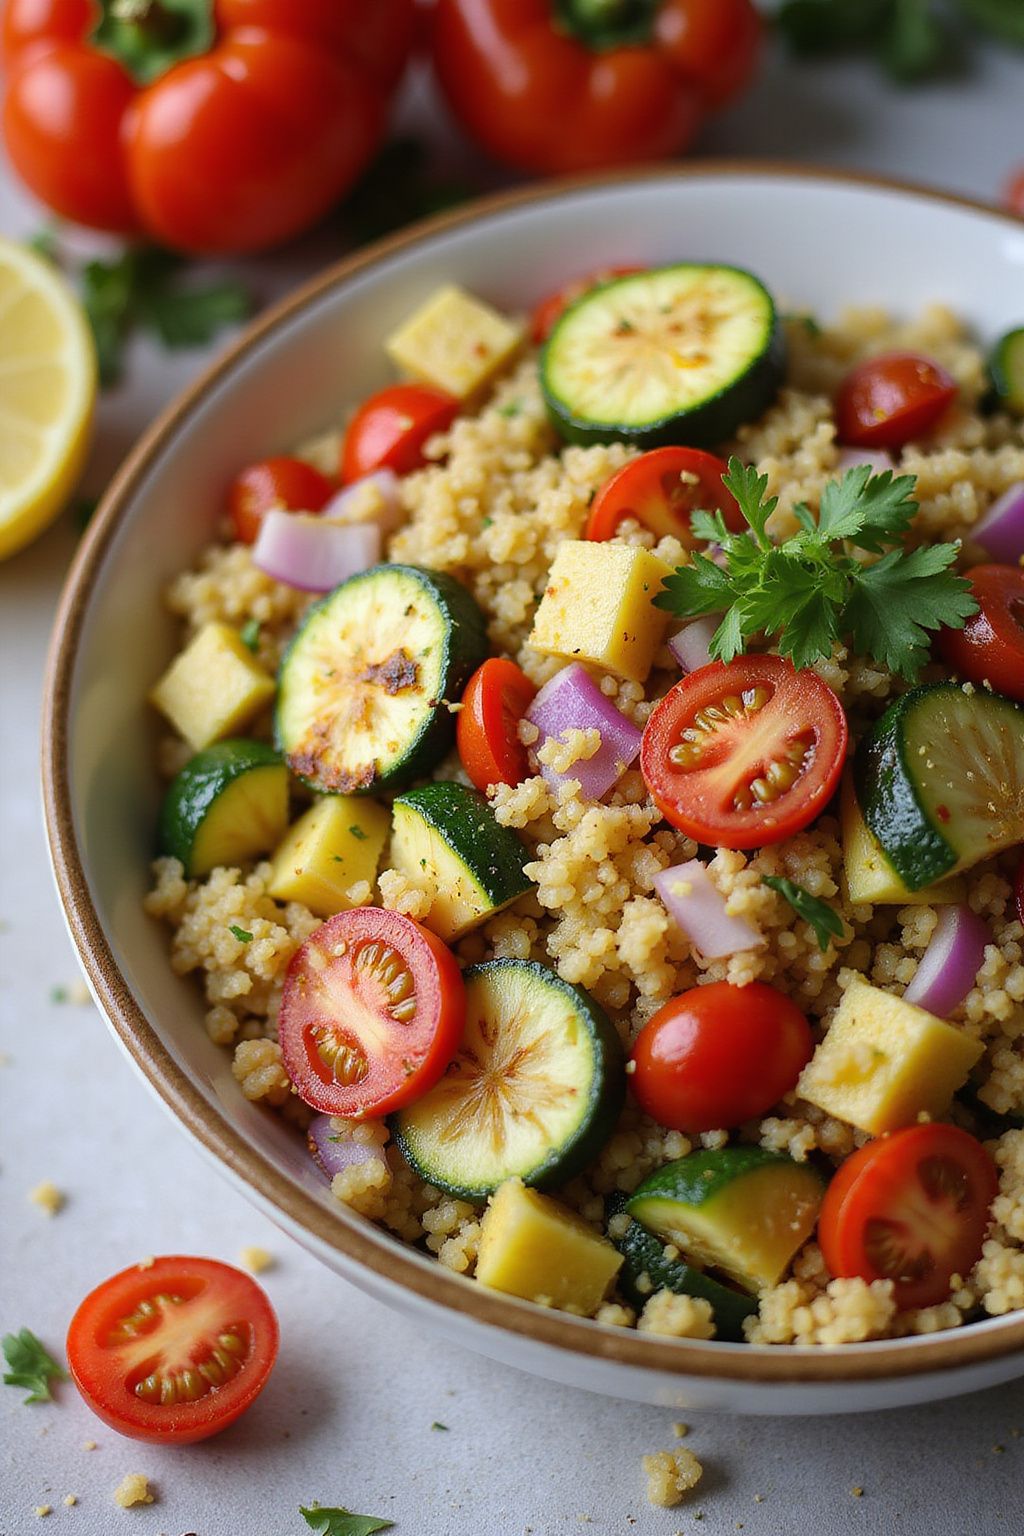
[669,617,719,674]
[654,858,765,959]
[307,1114,388,1182]
[836,447,896,476]
[322,469,404,537]
[253,509,380,592]
[903,903,990,1017]
[972,482,1024,564]
[526,663,641,801]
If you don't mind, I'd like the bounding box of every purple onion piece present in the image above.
[653,859,765,959]
[322,469,404,537]
[902,903,991,1018]
[972,482,1024,565]
[836,447,896,476]
[526,663,641,802]
[252,510,380,592]
[307,1114,388,1182]
[669,616,719,674]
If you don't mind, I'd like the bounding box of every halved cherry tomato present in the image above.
[227,455,334,545]
[457,658,538,794]
[340,383,459,484]
[640,655,848,848]
[66,1256,278,1444]
[531,265,643,345]
[818,1124,998,1310]
[279,907,464,1117]
[586,447,743,544]
[630,980,813,1133]
[936,564,1024,703]
[835,352,957,450]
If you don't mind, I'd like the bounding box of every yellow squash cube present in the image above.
[796,977,983,1135]
[529,541,670,683]
[841,776,965,907]
[266,796,389,917]
[150,623,275,750]
[385,284,523,400]
[476,1179,622,1315]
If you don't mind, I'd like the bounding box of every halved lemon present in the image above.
[0,238,97,560]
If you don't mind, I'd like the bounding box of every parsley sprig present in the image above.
[762,878,846,953]
[778,0,1023,84]
[299,1506,393,1536]
[3,1328,69,1404]
[654,458,976,681]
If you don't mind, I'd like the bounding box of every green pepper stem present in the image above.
[554,0,660,50]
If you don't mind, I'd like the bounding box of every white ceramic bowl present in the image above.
[43,166,1024,1415]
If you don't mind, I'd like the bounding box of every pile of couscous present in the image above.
[146,264,1024,1348]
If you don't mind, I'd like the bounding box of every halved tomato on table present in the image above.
[640,655,848,848]
[936,563,1024,703]
[585,447,743,544]
[279,907,464,1117]
[66,1256,278,1444]
[457,657,538,793]
[818,1124,998,1309]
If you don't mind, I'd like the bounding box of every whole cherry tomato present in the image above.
[67,1256,278,1444]
[937,564,1024,704]
[431,0,761,177]
[2,0,416,251]
[457,658,538,793]
[227,456,334,545]
[586,447,743,544]
[818,1123,998,1310]
[835,352,957,450]
[629,980,813,1133]
[341,384,460,484]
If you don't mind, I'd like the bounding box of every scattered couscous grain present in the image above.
[237,1246,274,1275]
[112,1474,154,1509]
[34,1507,51,1518]
[28,1181,64,1216]
[643,1447,704,1508]
[63,1495,77,1507]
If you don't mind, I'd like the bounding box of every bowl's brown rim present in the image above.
[42,161,1024,1388]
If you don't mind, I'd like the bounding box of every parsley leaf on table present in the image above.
[299,1505,394,1536]
[2,1328,69,1403]
[653,458,976,682]
[761,878,846,953]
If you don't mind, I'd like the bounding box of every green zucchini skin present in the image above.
[158,738,286,877]
[541,263,785,450]
[988,326,1024,416]
[391,781,532,927]
[853,683,1024,890]
[275,564,489,796]
[607,1196,756,1340]
[629,1145,799,1212]
[392,959,625,1200]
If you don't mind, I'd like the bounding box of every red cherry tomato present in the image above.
[585,447,743,544]
[1005,166,1024,219]
[936,564,1024,703]
[457,658,538,794]
[630,980,813,1133]
[835,352,957,450]
[640,655,848,848]
[227,456,334,545]
[818,1124,998,1310]
[279,907,464,1117]
[66,1256,278,1444]
[531,265,643,345]
[340,384,460,484]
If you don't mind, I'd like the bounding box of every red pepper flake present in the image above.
[936,804,951,823]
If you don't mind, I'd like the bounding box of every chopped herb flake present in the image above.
[240,619,261,652]
[431,1421,449,1431]
[229,925,254,944]
[762,877,846,952]
[348,826,368,841]
[299,1506,394,1536]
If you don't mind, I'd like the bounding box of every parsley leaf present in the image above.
[229,925,253,944]
[843,542,977,677]
[762,878,846,952]
[813,465,918,551]
[299,1506,394,1536]
[3,1329,69,1403]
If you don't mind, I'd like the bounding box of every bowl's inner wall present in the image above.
[68,172,1024,1261]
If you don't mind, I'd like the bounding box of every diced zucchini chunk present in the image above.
[796,977,983,1135]
[476,1178,623,1314]
[529,540,670,683]
[158,739,289,878]
[150,622,275,750]
[609,1201,755,1339]
[386,284,523,399]
[266,796,389,916]
[840,775,965,906]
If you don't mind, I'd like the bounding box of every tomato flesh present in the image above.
[279,907,464,1117]
[937,563,1024,703]
[630,980,813,1133]
[457,658,538,794]
[66,1256,278,1444]
[640,655,848,848]
[586,446,743,544]
[340,383,459,483]
[818,1124,998,1310]
[531,265,643,345]
[227,455,334,545]
[835,351,957,450]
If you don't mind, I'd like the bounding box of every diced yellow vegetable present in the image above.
[841,775,965,906]
[529,541,670,683]
[476,1178,622,1314]
[150,623,274,750]
[385,284,523,399]
[266,796,389,916]
[796,977,983,1135]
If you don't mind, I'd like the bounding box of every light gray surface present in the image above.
[2,35,1024,1536]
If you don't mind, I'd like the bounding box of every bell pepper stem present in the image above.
[91,0,215,87]
[554,0,661,50]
